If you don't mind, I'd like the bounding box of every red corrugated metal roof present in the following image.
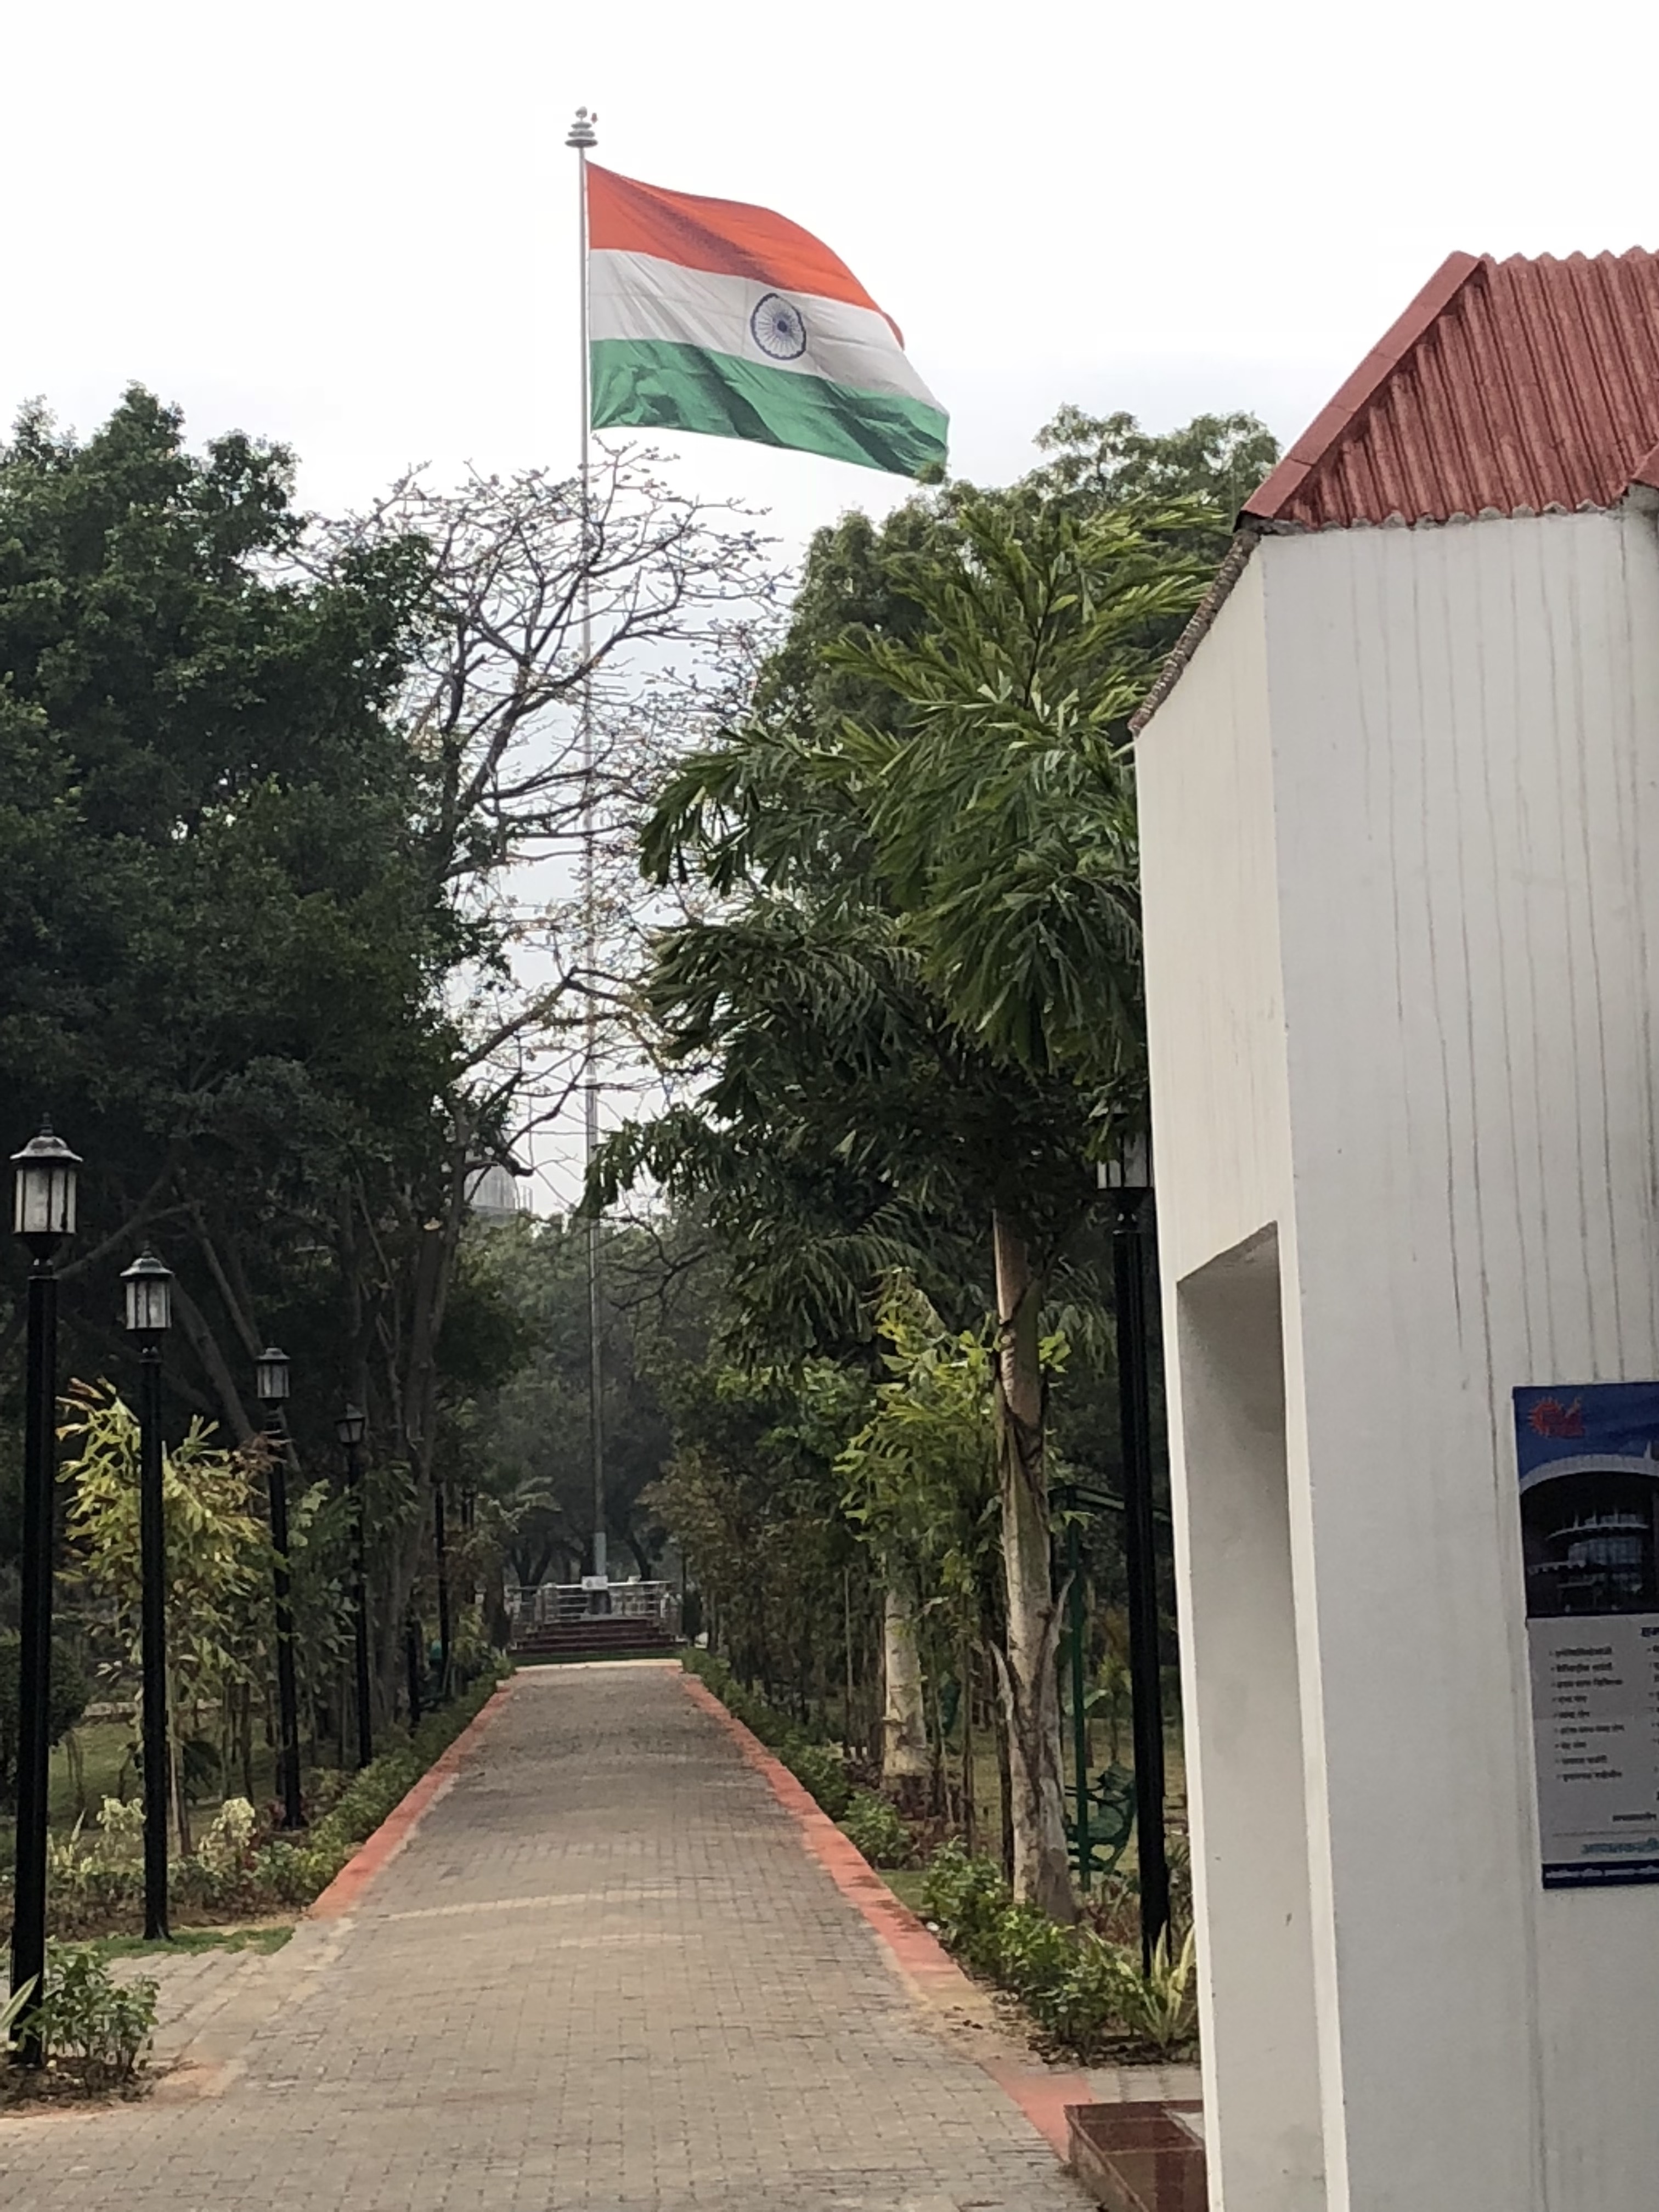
[1244,250,1659,529]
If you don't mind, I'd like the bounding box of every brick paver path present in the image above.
[0,1664,1090,2211]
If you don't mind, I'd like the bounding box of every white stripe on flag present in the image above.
[589,249,940,409]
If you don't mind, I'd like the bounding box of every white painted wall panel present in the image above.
[1261,509,1659,2212]
[1138,558,1326,2210]
[1139,553,1291,1285]
[1175,1231,1326,2212]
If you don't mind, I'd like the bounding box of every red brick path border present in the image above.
[675,1668,1094,2160]
[308,1680,515,1920]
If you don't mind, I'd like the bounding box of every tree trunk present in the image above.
[166,1669,191,1858]
[239,1683,255,1804]
[881,1582,930,1813]
[961,1638,977,1858]
[991,1205,1075,1923]
[843,1567,857,1754]
[994,1678,1015,1883]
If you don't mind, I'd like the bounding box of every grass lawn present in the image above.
[953,1723,1188,1877]
[89,1925,294,1960]
[47,1717,282,1839]
[49,1718,134,1830]
[878,1867,930,1915]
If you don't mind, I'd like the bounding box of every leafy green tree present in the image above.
[58,1381,268,1847]
[831,497,1203,1077]
[458,1213,723,1596]
[614,402,1262,1911]
[0,390,771,1727]
[0,390,449,1443]
[645,1356,873,1733]
[1025,407,1279,550]
[820,496,1207,1909]
[838,1278,1001,1816]
[627,503,1206,1915]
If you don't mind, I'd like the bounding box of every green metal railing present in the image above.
[1068,1757,1137,1885]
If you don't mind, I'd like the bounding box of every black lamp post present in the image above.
[1061,1482,1093,1895]
[256,1346,304,1830]
[122,1251,174,1943]
[9,1123,80,2057]
[335,1404,373,1771]
[404,1602,423,1728]
[433,1484,452,1702]
[1103,1132,1171,1971]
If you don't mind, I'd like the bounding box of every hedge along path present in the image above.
[675,1668,1096,2159]
[308,1681,513,1920]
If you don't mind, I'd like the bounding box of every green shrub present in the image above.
[2,1668,509,1936]
[919,1841,1197,2059]
[251,1838,321,1907]
[989,1899,1073,2001]
[196,1797,257,1880]
[46,1799,148,1921]
[1113,1926,1198,2051]
[922,1839,1012,1971]
[841,1788,912,1867]
[1025,1928,1126,2047]
[680,1654,857,1819]
[247,1671,504,1906]
[681,1648,737,1703]
[782,1739,851,1818]
[171,1798,261,1914]
[32,1945,156,2087]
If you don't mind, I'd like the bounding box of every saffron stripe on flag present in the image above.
[586,164,899,336]
[591,337,947,478]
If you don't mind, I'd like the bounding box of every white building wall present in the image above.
[1140,556,1291,1288]
[1139,557,1328,2212]
[1142,503,1659,2212]
[1264,507,1659,2212]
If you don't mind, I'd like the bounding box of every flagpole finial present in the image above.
[566,106,598,150]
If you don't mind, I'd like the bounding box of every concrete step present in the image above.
[512,1620,678,1661]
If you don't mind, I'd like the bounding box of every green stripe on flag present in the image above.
[591,338,947,479]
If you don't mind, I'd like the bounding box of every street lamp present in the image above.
[256,1344,291,1408]
[122,1252,174,1943]
[335,1404,373,1770]
[9,1122,80,2057]
[433,1484,453,1701]
[256,1346,304,1830]
[1099,1130,1170,1970]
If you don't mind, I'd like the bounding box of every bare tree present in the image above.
[319,450,780,1698]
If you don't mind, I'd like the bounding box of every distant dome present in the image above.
[467,1162,523,1222]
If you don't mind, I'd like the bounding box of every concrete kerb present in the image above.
[307,1678,516,1920]
[674,1666,1093,2162]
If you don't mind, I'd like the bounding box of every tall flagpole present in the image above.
[566,105,606,1590]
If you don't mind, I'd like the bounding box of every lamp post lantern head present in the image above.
[12,1121,81,1251]
[1098,1130,1153,1199]
[335,1403,366,1449]
[255,1345,291,1407]
[121,1250,174,1338]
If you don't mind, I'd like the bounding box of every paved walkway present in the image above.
[0,1664,1093,2212]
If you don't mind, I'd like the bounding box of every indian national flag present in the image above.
[586,163,948,479]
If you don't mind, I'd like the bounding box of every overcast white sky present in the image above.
[9,0,1657,542]
[7,0,1657,1203]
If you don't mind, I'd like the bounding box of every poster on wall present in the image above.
[1515,1381,1659,1888]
